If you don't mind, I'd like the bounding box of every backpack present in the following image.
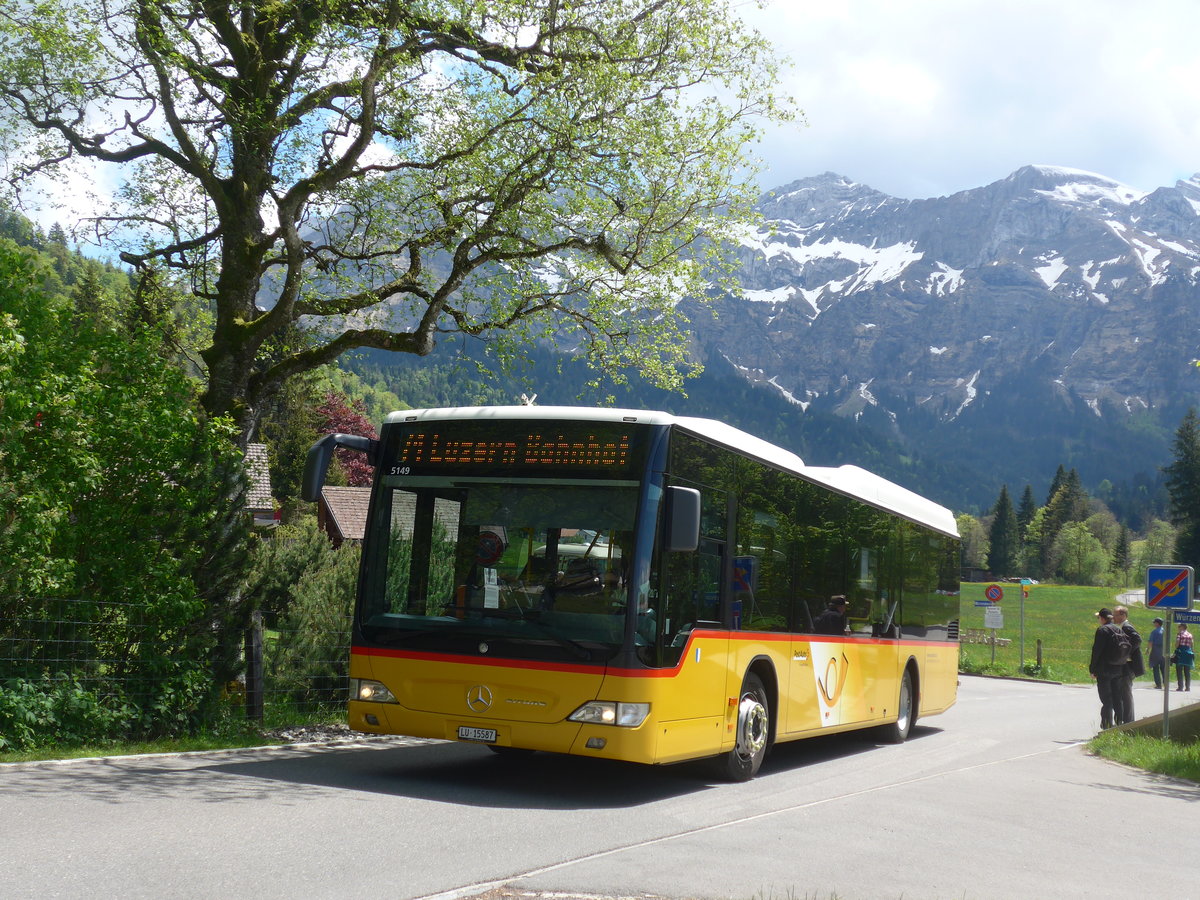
[1104,623,1132,666]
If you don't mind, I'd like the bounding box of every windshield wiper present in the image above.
[362,626,447,645]
[475,609,595,660]
[362,609,600,661]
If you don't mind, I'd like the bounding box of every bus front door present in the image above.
[784,636,825,734]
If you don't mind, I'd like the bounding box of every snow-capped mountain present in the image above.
[681,165,1200,506]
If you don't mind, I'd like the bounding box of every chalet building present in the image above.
[316,485,371,547]
[244,443,278,528]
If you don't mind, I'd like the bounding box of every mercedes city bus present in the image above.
[302,406,960,780]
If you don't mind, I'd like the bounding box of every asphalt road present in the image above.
[2,677,1196,900]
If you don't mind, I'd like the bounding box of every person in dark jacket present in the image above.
[1112,605,1142,724]
[1089,607,1124,729]
[812,596,849,635]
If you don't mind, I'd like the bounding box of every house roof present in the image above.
[320,486,371,542]
[244,443,274,512]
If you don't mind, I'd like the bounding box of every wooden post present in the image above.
[244,611,264,721]
[1036,639,1043,669]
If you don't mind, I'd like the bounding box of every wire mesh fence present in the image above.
[0,598,351,748]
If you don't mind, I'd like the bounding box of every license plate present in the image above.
[457,726,497,743]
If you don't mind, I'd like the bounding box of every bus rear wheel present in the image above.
[877,667,915,743]
[715,672,770,781]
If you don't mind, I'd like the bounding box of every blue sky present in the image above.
[738,0,1200,199]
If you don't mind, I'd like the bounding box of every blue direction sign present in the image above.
[1146,565,1193,610]
[1174,610,1200,626]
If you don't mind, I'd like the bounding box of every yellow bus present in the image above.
[302,406,960,780]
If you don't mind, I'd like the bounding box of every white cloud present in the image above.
[17,0,1200,233]
[739,0,1200,199]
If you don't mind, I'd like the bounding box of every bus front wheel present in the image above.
[715,672,770,781]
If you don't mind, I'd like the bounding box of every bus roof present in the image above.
[383,406,959,538]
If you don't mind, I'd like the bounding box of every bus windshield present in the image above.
[359,477,639,660]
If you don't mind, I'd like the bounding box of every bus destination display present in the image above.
[393,424,636,473]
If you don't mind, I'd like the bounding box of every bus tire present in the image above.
[878,667,915,744]
[715,672,770,781]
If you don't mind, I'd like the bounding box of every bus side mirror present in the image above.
[664,486,701,552]
[301,433,378,502]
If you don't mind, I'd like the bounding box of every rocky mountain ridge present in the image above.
[716,165,1200,421]
[674,165,1200,509]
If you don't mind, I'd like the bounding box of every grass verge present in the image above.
[0,712,297,763]
[0,704,347,764]
[0,730,280,764]
[1088,729,1200,783]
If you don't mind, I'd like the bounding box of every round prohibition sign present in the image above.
[475,530,505,566]
[985,584,1004,602]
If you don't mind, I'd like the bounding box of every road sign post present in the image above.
[1146,565,1193,610]
[1147,565,1195,738]
[984,604,1004,665]
[1020,579,1033,669]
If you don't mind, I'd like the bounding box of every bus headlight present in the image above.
[350,678,398,704]
[568,701,650,727]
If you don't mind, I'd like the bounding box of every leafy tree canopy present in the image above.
[0,0,790,440]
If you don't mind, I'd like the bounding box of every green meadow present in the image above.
[957,582,1152,683]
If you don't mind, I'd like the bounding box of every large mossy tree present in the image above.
[0,0,789,441]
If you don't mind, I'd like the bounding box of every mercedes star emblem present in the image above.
[466,684,493,712]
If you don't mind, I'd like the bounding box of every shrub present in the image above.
[0,675,134,751]
[268,542,360,710]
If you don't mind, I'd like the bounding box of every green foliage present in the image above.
[0,675,133,752]
[986,485,1019,577]
[1134,520,1177,572]
[1090,730,1200,784]
[257,371,327,507]
[1110,524,1132,585]
[323,365,408,427]
[1015,484,1037,534]
[956,513,989,568]
[0,0,793,441]
[1165,408,1200,571]
[0,238,252,744]
[1052,522,1108,585]
[258,368,388,507]
[242,518,338,628]
[269,541,360,710]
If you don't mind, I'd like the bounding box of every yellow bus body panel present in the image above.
[348,631,958,766]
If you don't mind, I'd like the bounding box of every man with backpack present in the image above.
[1113,605,1143,724]
[1089,607,1128,729]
